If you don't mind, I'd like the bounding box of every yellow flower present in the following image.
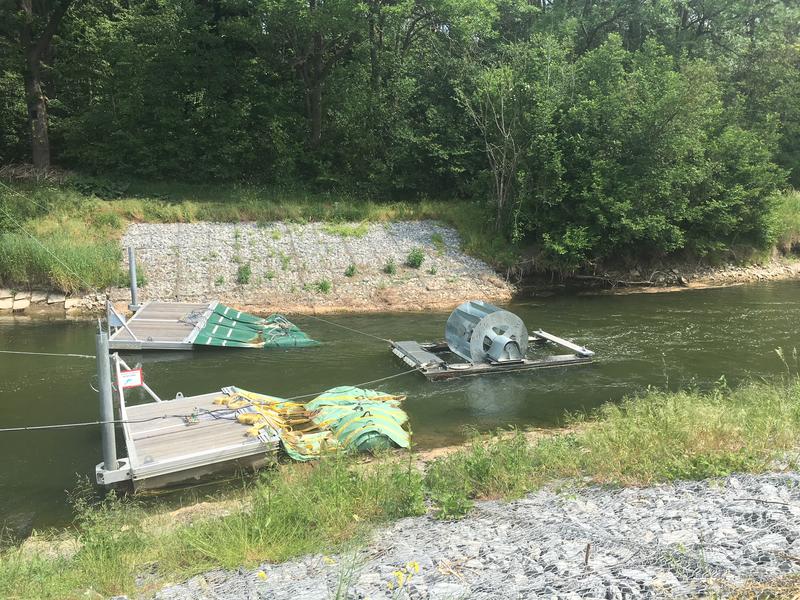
[256,571,268,580]
[393,570,406,587]
[406,561,420,574]
[323,556,337,566]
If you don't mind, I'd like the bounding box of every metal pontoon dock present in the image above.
[107,300,317,351]
[97,354,280,489]
[108,301,208,350]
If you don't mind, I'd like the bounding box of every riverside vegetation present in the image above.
[1,0,800,289]
[0,180,517,293]
[0,180,799,294]
[1,372,799,599]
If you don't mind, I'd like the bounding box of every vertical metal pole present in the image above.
[96,327,118,472]
[128,246,140,312]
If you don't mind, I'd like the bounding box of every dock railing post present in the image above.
[96,327,118,472]
[128,246,140,312]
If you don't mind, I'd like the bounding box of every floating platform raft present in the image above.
[107,301,317,351]
[391,300,594,381]
[98,357,409,490]
[392,337,593,381]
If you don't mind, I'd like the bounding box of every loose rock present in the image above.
[154,473,800,600]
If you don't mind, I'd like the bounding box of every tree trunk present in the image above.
[24,55,50,169]
[310,81,322,148]
[367,0,380,90]
[18,0,74,170]
[309,30,323,148]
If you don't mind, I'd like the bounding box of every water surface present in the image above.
[1,281,798,532]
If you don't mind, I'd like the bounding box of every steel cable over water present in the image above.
[296,312,394,344]
[0,365,422,432]
[0,349,96,359]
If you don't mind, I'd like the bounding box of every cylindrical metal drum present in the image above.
[445,301,528,363]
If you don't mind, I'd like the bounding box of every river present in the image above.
[1,281,798,533]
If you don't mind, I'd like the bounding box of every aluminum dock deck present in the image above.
[118,392,278,489]
[108,301,210,350]
[97,355,280,489]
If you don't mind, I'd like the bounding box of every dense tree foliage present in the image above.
[0,0,797,266]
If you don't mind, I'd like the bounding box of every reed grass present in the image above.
[773,189,800,254]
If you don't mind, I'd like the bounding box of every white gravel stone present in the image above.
[153,473,800,600]
[116,221,514,310]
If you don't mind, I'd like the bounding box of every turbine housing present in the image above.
[445,301,528,363]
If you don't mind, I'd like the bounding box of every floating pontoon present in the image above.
[391,301,594,381]
[107,301,317,351]
[96,350,409,490]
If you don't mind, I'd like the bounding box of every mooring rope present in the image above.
[0,366,422,432]
[298,313,393,344]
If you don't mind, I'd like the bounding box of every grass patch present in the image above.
[426,374,800,517]
[314,279,332,294]
[2,376,799,598]
[383,259,397,275]
[322,222,369,238]
[431,232,445,254]
[344,264,358,277]
[773,190,800,255]
[0,232,125,293]
[0,458,425,599]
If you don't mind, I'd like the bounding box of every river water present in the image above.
[1,281,798,533]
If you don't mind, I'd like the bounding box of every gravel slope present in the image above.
[153,473,800,599]
[114,221,513,313]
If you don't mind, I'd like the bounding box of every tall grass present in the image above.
[426,376,800,519]
[773,190,800,254]
[0,457,425,599]
[0,233,125,293]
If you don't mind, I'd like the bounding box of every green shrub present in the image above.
[383,259,396,275]
[344,264,357,277]
[405,247,425,269]
[315,279,332,294]
[236,263,252,285]
[772,190,800,254]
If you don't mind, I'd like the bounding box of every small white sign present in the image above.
[119,368,143,389]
